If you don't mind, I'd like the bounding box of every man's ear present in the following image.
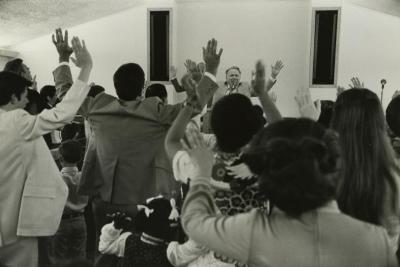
[10,93,18,104]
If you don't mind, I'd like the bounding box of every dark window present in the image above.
[149,11,170,81]
[312,10,339,85]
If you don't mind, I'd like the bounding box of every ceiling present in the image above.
[0,0,144,48]
[0,0,399,48]
[347,0,400,17]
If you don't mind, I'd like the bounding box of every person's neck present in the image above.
[0,103,19,112]
[61,163,77,168]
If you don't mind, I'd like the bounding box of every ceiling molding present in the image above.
[346,0,400,18]
[0,0,145,47]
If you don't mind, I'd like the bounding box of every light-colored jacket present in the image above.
[0,79,89,246]
[182,179,398,267]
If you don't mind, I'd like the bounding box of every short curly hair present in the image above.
[243,118,340,217]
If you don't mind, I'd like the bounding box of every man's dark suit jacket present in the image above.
[53,65,218,205]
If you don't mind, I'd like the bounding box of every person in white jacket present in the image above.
[0,32,92,267]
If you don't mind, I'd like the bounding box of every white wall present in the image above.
[337,3,400,108]
[11,0,178,102]
[176,0,311,116]
[309,1,400,110]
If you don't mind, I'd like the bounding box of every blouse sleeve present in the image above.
[181,177,256,264]
[98,222,132,257]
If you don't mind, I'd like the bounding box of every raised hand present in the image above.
[169,66,178,79]
[197,62,206,74]
[184,59,197,73]
[181,127,213,179]
[392,90,400,99]
[337,86,345,97]
[202,38,223,76]
[295,87,321,121]
[31,75,38,91]
[251,60,266,95]
[70,37,92,69]
[348,77,364,88]
[52,28,73,62]
[271,60,284,79]
[269,91,277,103]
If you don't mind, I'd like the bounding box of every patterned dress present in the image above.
[122,234,173,267]
[211,152,267,215]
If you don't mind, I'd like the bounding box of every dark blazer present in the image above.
[53,65,218,205]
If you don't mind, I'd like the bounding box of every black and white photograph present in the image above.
[0,0,400,266]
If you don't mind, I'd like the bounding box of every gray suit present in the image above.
[53,65,218,206]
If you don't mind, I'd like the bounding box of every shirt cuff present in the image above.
[190,176,212,187]
[59,62,69,67]
[204,72,217,83]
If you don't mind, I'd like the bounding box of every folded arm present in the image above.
[98,223,132,257]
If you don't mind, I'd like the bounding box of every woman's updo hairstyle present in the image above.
[243,118,340,217]
[211,94,266,153]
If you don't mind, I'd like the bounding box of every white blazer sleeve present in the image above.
[17,79,89,141]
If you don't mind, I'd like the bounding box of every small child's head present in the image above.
[59,140,81,166]
[386,95,400,137]
[211,94,266,153]
[145,83,168,103]
[135,196,179,241]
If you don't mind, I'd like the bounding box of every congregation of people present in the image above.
[1,27,400,267]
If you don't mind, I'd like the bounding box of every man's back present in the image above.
[79,93,181,204]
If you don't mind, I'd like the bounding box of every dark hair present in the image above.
[3,58,23,74]
[24,89,46,115]
[88,84,105,98]
[0,71,32,106]
[113,63,145,101]
[317,100,334,128]
[145,83,167,100]
[211,94,265,153]
[134,197,176,241]
[40,85,56,100]
[243,118,340,217]
[331,88,399,225]
[52,258,93,267]
[225,66,241,75]
[61,123,79,141]
[59,140,81,164]
[386,95,400,137]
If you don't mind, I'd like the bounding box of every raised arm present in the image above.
[52,28,74,100]
[165,39,222,160]
[180,127,254,264]
[295,87,321,121]
[170,65,186,93]
[19,36,92,140]
[250,60,284,96]
[196,39,222,108]
[252,60,282,123]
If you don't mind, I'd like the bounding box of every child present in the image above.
[98,196,179,266]
[53,140,89,260]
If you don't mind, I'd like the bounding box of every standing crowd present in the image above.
[0,28,399,267]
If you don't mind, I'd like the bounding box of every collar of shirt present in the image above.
[61,166,79,175]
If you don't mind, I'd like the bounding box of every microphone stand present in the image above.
[380,79,386,104]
